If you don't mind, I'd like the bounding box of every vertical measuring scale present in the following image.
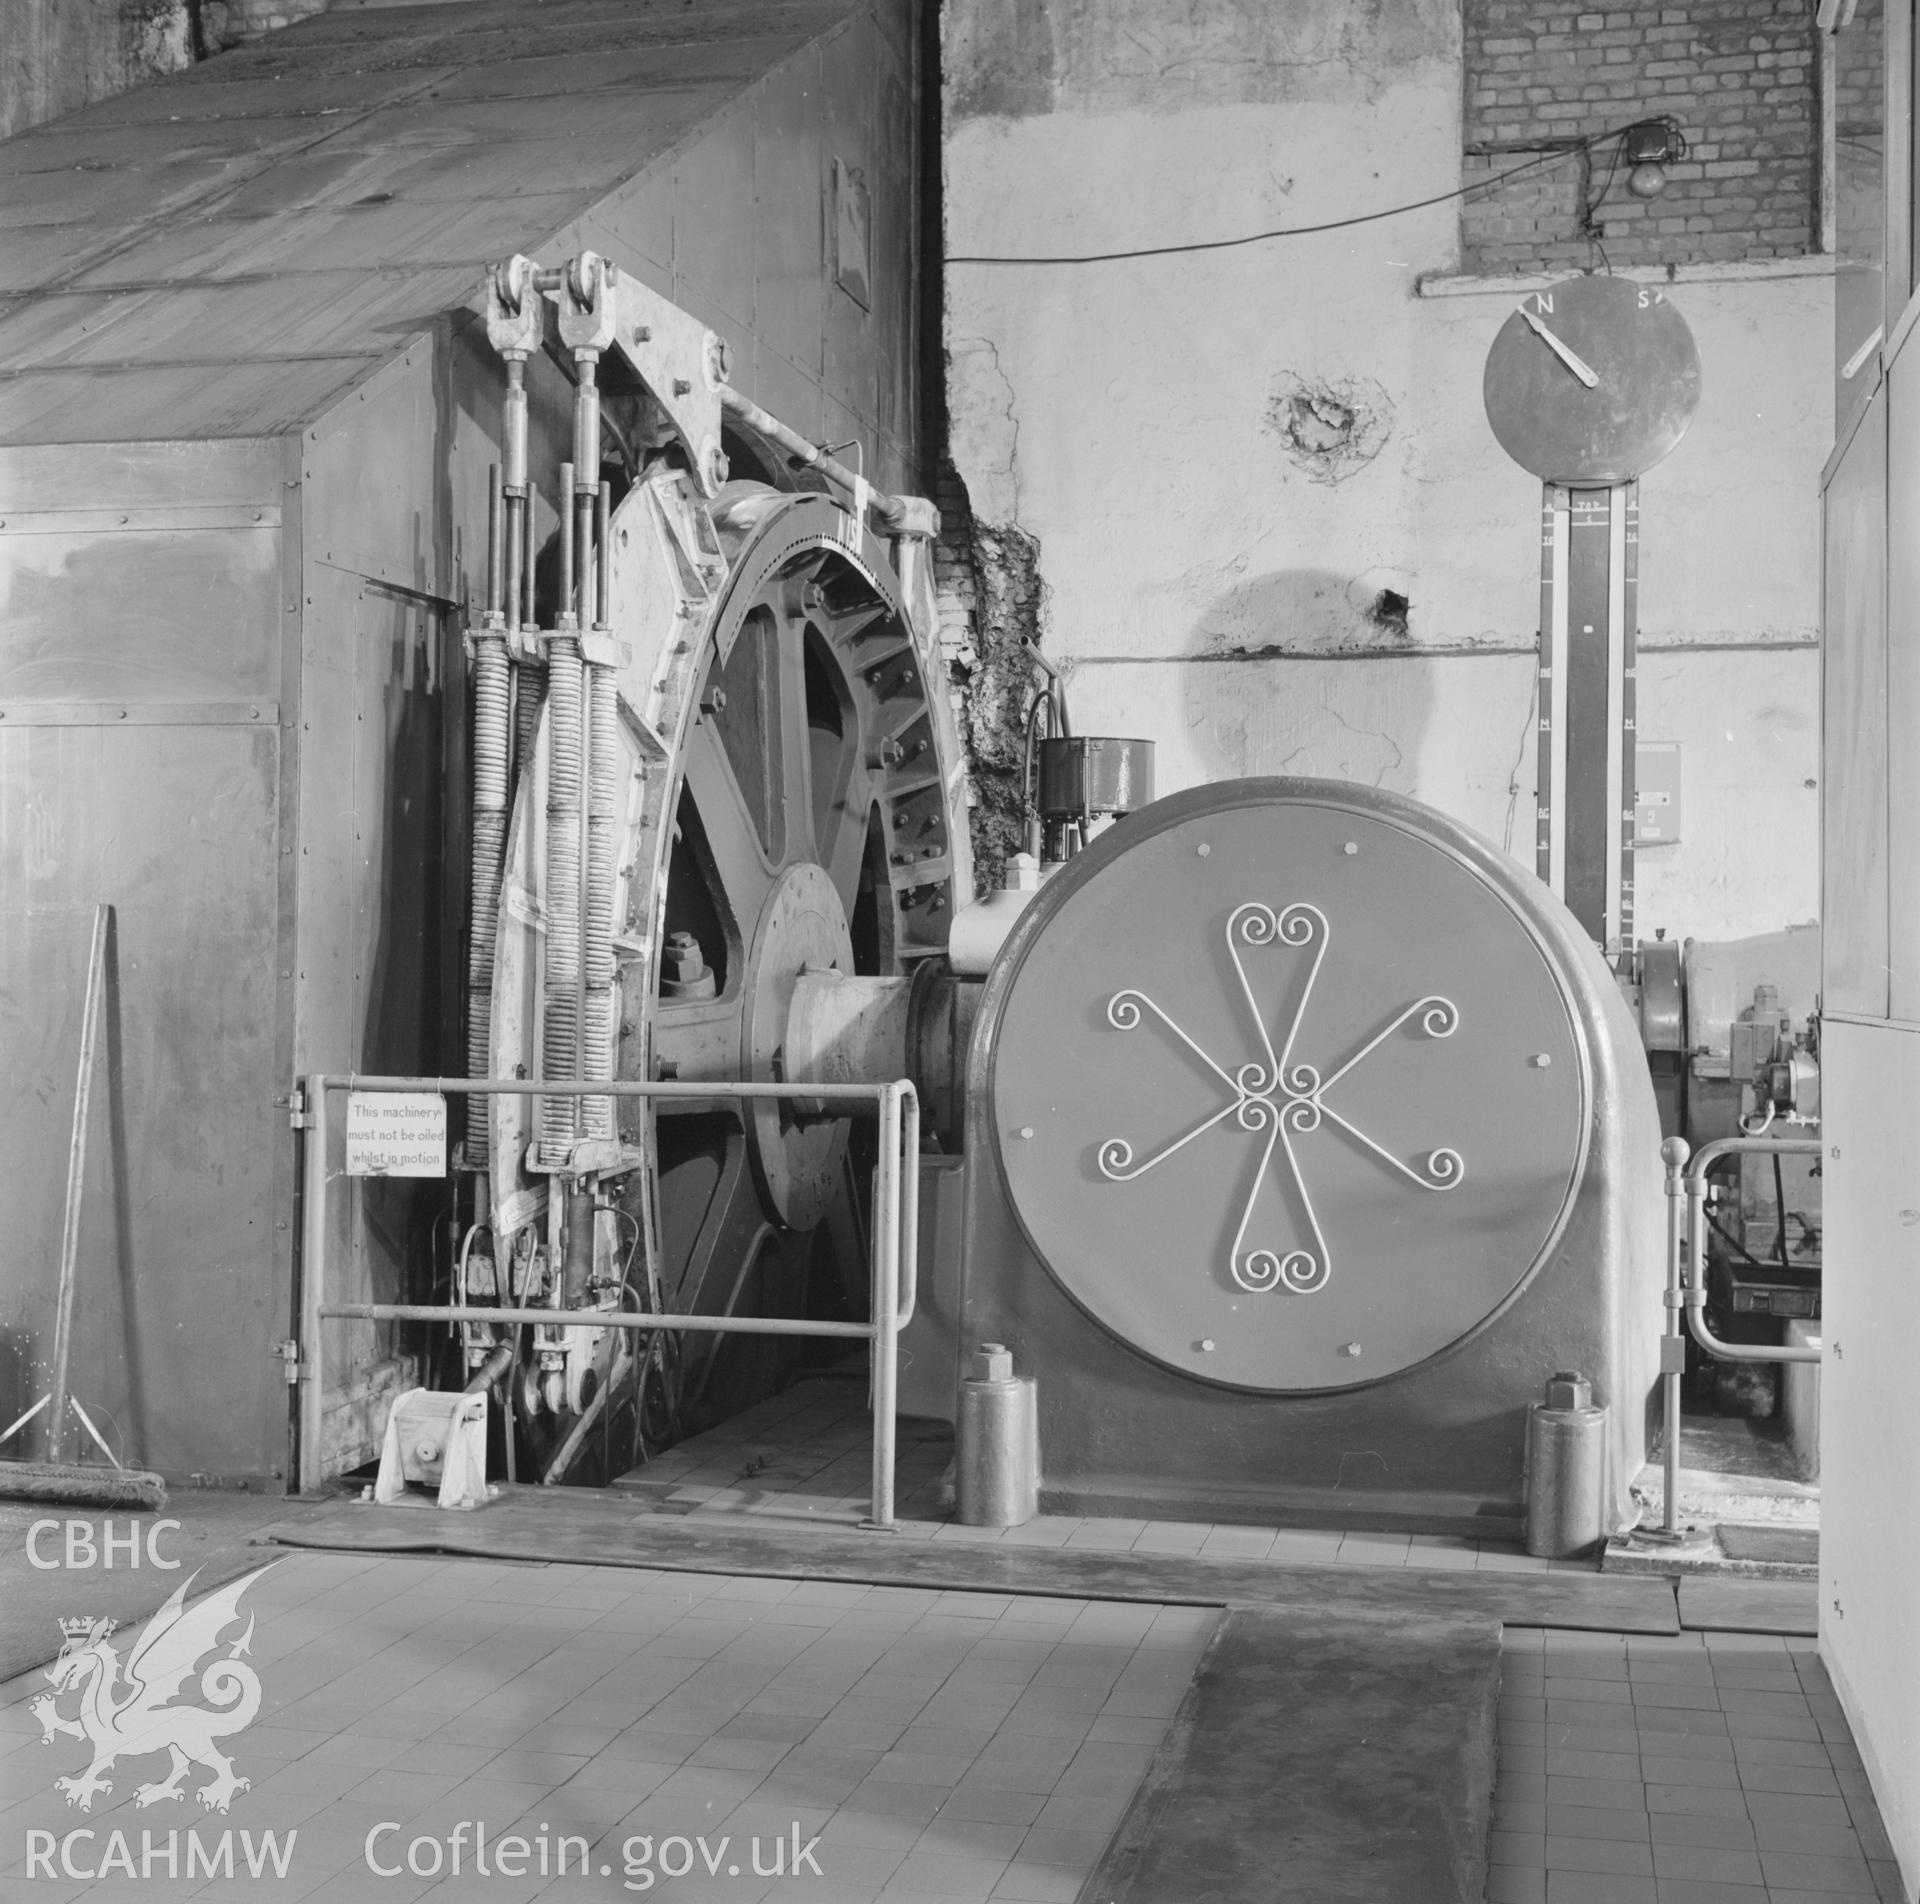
[1535,482,1640,956]
[1485,274,1700,966]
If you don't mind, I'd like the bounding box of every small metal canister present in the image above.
[956,1342,1039,1528]
[1524,1369,1608,1558]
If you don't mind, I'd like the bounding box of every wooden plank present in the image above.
[1679,1575,1819,1637]
[257,1487,1683,1633]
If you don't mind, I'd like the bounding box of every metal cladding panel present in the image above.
[17,272,479,374]
[1886,352,1920,1020]
[753,40,830,385]
[1822,396,1889,1019]
[961,779,1665,1536]
[1820,1018,1920,1885]
[675,96,761,333]
[0,729,286,1478]
[293,346,463,1471]
[0,436,285,512]
[0,523,280,702]
[0,440,289,1480]
[0,360,385,445]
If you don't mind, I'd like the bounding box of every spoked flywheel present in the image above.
[480,471,961,1480]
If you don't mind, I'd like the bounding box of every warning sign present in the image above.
[345,1092,447,1177]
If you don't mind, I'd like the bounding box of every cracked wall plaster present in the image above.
[934,465,1049,895]
[1266,374,1396,485]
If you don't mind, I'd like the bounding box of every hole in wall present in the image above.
[1368,589,1410,637]
[1265,373,1395,485]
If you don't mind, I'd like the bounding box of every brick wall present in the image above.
[1461,0,1818,275]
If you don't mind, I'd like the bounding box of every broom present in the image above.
[0,903,166,1510]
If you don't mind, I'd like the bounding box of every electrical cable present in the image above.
[947,125,1655,267]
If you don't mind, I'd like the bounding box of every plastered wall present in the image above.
[942,0,1829,945]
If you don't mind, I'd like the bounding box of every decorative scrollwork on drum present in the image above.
[1093,897,1465,1296]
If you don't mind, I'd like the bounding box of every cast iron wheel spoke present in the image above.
[671,1133,775,1316]
[774,610,818,867]
[682,714,777,936]
[822,784,879,932]
[822,1148,872,1321]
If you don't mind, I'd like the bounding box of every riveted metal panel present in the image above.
[0,724,286,1478]
[0,516,280,701]
[0,433,288,1480]
[753,41,830,388]
[675,95,760,334]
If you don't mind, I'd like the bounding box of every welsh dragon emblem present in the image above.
[29,1563,275,1815]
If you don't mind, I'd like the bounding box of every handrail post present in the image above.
[1659,1135,1690,1535]
[297,1076,331,1494]
[866,1082,902,1529]
[897,1084,920,1329]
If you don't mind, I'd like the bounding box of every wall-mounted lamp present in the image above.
[1620,118,1688,200]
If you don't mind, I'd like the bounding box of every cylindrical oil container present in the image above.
[956,1342,1038,1527]
[1525,1369,1609,1558]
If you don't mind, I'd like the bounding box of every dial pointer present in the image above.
[1519,307,1599,388]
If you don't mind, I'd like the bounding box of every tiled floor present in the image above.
[1491,1626,1902,1903]
[0,1551,1215,1902]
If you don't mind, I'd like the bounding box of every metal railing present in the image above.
[294,1074,919,1525]
[1654,1133,1820,1536]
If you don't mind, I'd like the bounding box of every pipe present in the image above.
[502,357,528,634]
[485,462,504,619]
[521,479,537,630]
[573,354,600,626]
[866,1083,902,1528]
[462,1340,515,1396]
[1682,1136,1823,1365]
[1659,1136,1688,1534]
[557,459,575,621]
[541,1343,628,1484]
[717,387,921,533]
[324,1302,877,1339]
[595,480,611,627]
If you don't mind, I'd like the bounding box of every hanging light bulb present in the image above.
[1621,119,1686,201]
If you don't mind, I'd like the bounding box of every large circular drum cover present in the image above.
[988,783,1591,1394]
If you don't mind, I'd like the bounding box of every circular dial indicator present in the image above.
[1483,273,1702,484]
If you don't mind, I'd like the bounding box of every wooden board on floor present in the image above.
[1679,1574,1819,1636]
[1085,1606,1500,1903]
[255,1487,1681,1634]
